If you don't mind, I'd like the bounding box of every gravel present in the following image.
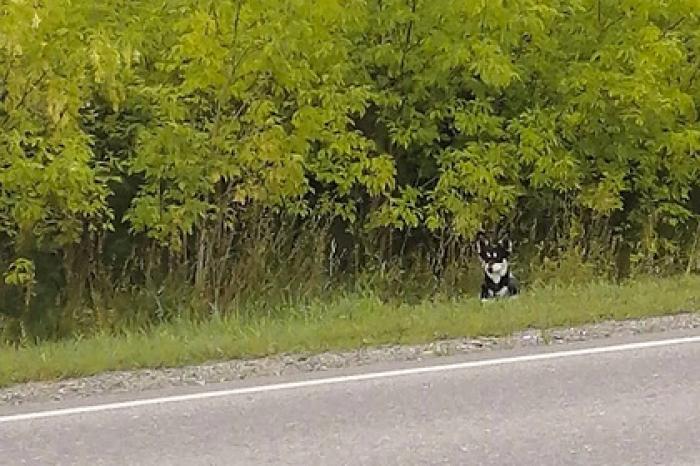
[2,312,699,407]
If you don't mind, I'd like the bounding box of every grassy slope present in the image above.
[1,275,698,388]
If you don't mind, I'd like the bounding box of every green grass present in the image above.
[1,275,698,389]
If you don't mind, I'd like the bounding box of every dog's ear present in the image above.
[475,231,489,254]
[498,236,513,255]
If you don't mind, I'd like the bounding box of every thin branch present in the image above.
[0,67,10,103]
[1,70,48,127]
[663,17,685,37]
[211,0,245,141]
[398,0,417,79]
[399,0,416,74]
[686,63,699,89]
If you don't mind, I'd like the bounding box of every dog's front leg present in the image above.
[480,284,493,302]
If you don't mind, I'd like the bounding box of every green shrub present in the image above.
[0,0,698,341]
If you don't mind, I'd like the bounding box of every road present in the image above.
[2,329,700,466]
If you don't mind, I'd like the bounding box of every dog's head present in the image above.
[475,232,512,278]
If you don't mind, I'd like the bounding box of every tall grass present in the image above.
[1,216,699,346]
[1,274,698,388]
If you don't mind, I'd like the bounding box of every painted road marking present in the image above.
[2,334,700,424]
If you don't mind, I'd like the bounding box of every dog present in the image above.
[475,232,519,301]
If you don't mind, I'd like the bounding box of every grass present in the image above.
[1,275,698,389]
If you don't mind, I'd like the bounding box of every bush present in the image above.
[0,0,698,342]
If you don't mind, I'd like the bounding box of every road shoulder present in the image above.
[2,312,699,409]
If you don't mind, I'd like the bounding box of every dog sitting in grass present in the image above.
[475,232,519,301]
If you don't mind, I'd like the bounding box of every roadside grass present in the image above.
[1,275,698,389]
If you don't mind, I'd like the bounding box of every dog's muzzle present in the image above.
[486,261,507,275]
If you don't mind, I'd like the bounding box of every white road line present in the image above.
[2,334,700,424]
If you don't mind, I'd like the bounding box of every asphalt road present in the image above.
[2,330,700,466]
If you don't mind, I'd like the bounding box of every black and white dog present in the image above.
[475,232,519,301]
